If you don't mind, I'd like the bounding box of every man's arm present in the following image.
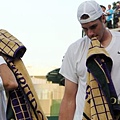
[59,79,78,120]
[0,57,18,91]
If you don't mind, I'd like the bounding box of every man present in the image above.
[100,5,106,13]
[59,0,120,120]
[0,56,18,120]
[100,5,107,26]
[106,4,114,28]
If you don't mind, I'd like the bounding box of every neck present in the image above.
[100,29,112,48]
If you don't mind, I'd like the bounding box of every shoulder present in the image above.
[110,30,120,44]
[67,36,90,52]
[111,9,114,12]
[64,36,90,61]
[110,30,120,37]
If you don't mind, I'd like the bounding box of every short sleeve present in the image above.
[0,76,4,91]
[0,56,6,65]
[59,45,78,84]
[0,56,6,91]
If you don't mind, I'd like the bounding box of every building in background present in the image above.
[26,66,65,120]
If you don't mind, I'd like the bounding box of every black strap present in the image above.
[98,56,120,119]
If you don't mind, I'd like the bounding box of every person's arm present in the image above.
[59,79,78,120]
[0,57,18,91]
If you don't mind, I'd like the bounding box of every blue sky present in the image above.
[0,0,117,74]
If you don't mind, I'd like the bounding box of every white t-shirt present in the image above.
[0,76,7,120]
[60,30,120,120]
[0,56,7,120]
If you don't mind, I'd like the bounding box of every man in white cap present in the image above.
[59,0,120,120]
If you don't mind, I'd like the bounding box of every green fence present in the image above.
[47,99,61,120]
[47,116,58,120]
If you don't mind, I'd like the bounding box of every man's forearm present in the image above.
[59,98,76,120]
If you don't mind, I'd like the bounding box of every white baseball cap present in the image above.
[77,0,103,24]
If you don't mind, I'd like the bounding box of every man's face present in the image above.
[108,5,111,9]
[81,18,104,40]
[102,7,106,12]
